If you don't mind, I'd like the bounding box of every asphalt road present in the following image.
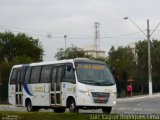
[1,94,160,114]
[113,94,160,114]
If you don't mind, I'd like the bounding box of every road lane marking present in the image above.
[137,102,150,107]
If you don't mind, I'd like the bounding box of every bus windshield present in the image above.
[75,63,115,86]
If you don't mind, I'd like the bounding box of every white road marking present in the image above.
[137,102,150,107]
[132,108,143,111]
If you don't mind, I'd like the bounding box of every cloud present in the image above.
[0,0,160,61]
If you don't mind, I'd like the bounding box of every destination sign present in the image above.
[76,64,105,70]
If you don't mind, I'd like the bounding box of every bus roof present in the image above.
[12,58,106,68]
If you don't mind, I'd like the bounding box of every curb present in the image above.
[117,93,160,102]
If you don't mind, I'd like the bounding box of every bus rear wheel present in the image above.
[102,107,112,113]
[68,99,78,113]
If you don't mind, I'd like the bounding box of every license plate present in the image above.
[98,96,105,101]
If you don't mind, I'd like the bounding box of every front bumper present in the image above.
[76,91,117,107]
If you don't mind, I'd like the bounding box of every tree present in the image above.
[0,32,44,84]
[107,46,136,81]
[55,45,91,60]
[151,40,160,92]
[135,40,148,93]
[106,46,136,97]
[0,32,43,62]
[135,39,160,93]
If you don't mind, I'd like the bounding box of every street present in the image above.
[1,94,160,114]
[113,94,160,114]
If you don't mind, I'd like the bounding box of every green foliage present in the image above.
[0,111,150,120]
[135,39,160,93]
[107,40,160,95]
[107,46,136,81]
[151,40,160,76]
[106,46,136,97]
[0,32,43,62]
[0,32,44,84]
[55,45,91,60]
[0,112,91,120]
[0,62,12,84]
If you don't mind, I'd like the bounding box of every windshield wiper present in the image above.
[98,81,115,85]
[80,80,115,86]
[80,80,96,83]
[80,80,98,85]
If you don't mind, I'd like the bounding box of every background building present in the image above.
[128,42,137,63]
[83,45,105,58]
[83,22,105,58]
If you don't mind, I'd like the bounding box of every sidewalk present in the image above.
[117,92,160,102]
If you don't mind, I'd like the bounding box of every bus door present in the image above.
[51,65,63,106]
[15,68,26,106]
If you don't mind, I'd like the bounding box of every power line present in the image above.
[0,27,93,39]
[0,27,63,38]
[0,25,67,35]
[101,31,143,39]
[0,25,94,38]
[0,26,159,40]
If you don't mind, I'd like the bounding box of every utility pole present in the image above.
[124,17,160,96]
[147,19,152,96]
[94,22,100,58]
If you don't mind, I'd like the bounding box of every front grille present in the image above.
[91,92,110,103]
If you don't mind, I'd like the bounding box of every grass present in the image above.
[0,111,90,120]
[0,111,157,120]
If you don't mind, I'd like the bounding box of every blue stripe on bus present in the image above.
[23,84,33,96]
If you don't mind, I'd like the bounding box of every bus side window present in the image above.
[10,68,17,84]
[40,65,52,83]
[63,64,76,84]
[51,67,57,91]
[20,68,26,84]
[30,66,41,84]
[24,67,31,84]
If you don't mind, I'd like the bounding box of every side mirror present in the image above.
[66,66,72,71]
[111,67,116,76]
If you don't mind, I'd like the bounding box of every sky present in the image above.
[0,0,160,61]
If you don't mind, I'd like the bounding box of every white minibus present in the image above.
[8,58,116,113]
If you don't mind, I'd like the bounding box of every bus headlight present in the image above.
[78,90,90,96]
[113,101,116,104]
[111,92,117,96]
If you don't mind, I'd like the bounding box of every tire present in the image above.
[68,99,78,113]
[26,100,33,112]
[102,107,112,113]
[54,108,66,113]
[26,100,39,112]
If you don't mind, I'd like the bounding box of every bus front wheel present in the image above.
[68,99,78,113]
[26,100,33,112]
[26,100,39,112]
[102,107,112,113]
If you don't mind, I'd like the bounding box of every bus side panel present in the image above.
[61,82,77,106]
[8,85,16,105]
[23,83,50,106]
